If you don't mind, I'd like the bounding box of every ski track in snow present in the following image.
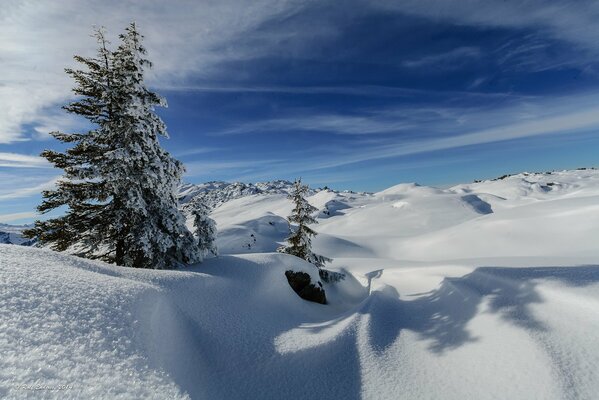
[2,169,599,399]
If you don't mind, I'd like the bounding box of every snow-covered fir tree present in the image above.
[278,179,331,268]
[101,23,200,268]
[188,201,218,257]
[23,28,116,255]
[25,24,202,269]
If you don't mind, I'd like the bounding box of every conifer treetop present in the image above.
[278,178,331,269]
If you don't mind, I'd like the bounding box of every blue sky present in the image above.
[2,0,599,223]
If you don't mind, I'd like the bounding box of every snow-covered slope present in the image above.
[0,245,363,399]
[3,169,599,399]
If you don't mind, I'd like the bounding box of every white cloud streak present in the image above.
[306,109,599,170]
[0,211,38,223]
[0,152,50,168]
[206,91,599,172]
[0,177,59,201]
[183,158,284,178]
[373,0,599,55]
[403,46,481,68]
[0,0,323,143]
[173,147,221,158]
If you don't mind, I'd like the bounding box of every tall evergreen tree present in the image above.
[277,179,331,268]
[105,23,199,268]
[25,24,201,269]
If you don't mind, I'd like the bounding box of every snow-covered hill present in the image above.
[2,168,599,399]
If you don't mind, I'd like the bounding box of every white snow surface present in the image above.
[3,168,599,399]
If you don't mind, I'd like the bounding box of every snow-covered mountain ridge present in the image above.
[179,168,599,211]
[0,223,35,246]
[178,179,303,208]
[178,179,366,209]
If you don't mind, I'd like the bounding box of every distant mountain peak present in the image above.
[178,179,319,209]
[0,223,36,246]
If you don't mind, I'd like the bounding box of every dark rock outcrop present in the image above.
[285,270,327,304]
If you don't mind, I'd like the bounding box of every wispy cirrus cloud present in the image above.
[160,84,421,97]
[216,113,416,136]
[173,147,221,158]
[183,158,284,179]
[403,46,481,69]
[373,0,599,55]
[0,153,49,168]
[209,100,522,138]
[341,106,599,167]
[0,0,327,143]
[0,211,38,223]
[0,177,59,201]
[206,91,599,172]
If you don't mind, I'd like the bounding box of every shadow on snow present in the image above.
[143,260,599,399]
[361,265,599,354]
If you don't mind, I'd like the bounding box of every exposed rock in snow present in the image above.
[285,270,327,304]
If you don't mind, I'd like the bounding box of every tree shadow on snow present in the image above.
[143,260,599,400]
[361,265,599,354]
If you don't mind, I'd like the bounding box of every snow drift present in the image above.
[2,169,599,399]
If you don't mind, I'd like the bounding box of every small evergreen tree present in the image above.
[25,24,200,269]
[278,179,331,268]
[188,201,217,257]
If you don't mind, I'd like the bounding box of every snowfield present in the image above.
[2,169,599,399]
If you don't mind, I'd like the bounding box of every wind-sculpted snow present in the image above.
[0,245,187,399]
[0,246,348,399]
[3,169,599,399]
[3,247,599,399]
